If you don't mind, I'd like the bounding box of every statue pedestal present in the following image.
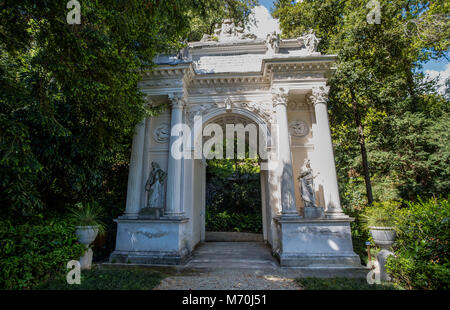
[274,217,361,267]
[304,206,324,218]
[109,217,190,265]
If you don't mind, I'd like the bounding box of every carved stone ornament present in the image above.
[201,19,257,42]
[298,29,321,55]
[289,120,309,137]
[310,86,330,106]
[272,88,289,106]
[225,97,233,112]
[168,92,185,108]
[186,103,220,126]
[153,123,170,143]
[266,31,280,55]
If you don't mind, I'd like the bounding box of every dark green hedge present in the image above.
[205,209,263,233]
[0,218,85,289]
[386,198,450,290]
[205,156,262,233]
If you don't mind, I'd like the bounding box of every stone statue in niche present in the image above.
[142,162,166,219]
[298,29,321,55]
[299,160,324,218]
[299,160,316,208]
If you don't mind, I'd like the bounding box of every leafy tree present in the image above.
[274,0,449,205]
[0,0,258,219]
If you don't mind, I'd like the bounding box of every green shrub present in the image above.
[0,217,85,289]
[361,201,400,228]
[385,198,450,290]
[38,266,162,290]
[205,155,263,234]
[206,209,263,233]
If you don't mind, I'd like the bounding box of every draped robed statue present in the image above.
[145,162,167,210]
[299,160,317,208]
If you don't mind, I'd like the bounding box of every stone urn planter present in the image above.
[369,226,396,249]
[369,226,396,281]
[70,202,105,270]
[75,226,99,270]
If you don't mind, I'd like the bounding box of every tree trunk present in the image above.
[350,88,374,205]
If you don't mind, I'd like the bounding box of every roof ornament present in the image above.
[298,30,321,55]
[265,31,280,56]
[200,19,257,43]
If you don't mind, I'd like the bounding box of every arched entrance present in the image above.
[187,109,279,268]
[191,109,275,248]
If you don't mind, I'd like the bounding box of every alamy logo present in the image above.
[366,260,381,284]
[66,260,81,284]
[366,0,381,25]
[168,116,279,171]
[67,0,81,25]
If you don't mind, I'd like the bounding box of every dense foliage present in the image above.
[206,157,262,233]
[274,0,449,206]
[296,277,399,290]
[0,217,85,289]
[38,266,163,290]
[386,198,450,290]
[0,0,258,220]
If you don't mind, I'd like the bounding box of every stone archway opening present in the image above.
[186,111,278,268]
[204,141,263,242]
[193,111,272,245]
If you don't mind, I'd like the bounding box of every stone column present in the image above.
[164,93,185,217]
[272,88,299,217]
[140,116,152,209]
[311,86,346,218]
[124,120,146,218]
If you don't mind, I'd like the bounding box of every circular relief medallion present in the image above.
[153,123,170,143]
[289,120,309,137]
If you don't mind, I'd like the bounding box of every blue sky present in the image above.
[256,0,448,87]
[259,0,275,11]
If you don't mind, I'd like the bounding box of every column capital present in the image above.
[168,92,186,109]
[271,87,289,107]
[309,85,330,106]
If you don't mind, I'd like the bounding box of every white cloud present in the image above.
[247,6,280,39]
[425,63,450,94]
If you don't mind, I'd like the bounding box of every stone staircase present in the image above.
[184,242,279,269]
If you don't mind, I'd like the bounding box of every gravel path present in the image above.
[154,269,302,290]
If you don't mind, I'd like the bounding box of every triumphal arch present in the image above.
[110,20,361,268]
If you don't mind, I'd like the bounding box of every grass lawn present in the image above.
[37,266,164,290]
[296,277,402,290]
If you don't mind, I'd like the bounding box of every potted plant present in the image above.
[362,201,400,281]
[70,202,105,269]
[362,202,399,249]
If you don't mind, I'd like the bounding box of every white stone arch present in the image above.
[190,106,273,156]
[190,105,274,244]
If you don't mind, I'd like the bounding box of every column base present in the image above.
[325,210,349,219]
[109,217,190,265]
[274,217,362,268]
[304,206,325,218]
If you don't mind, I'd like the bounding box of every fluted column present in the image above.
[124,120,146,218]
[311,86,346,218]
[164,93,185,217]
[272,88,299,217]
